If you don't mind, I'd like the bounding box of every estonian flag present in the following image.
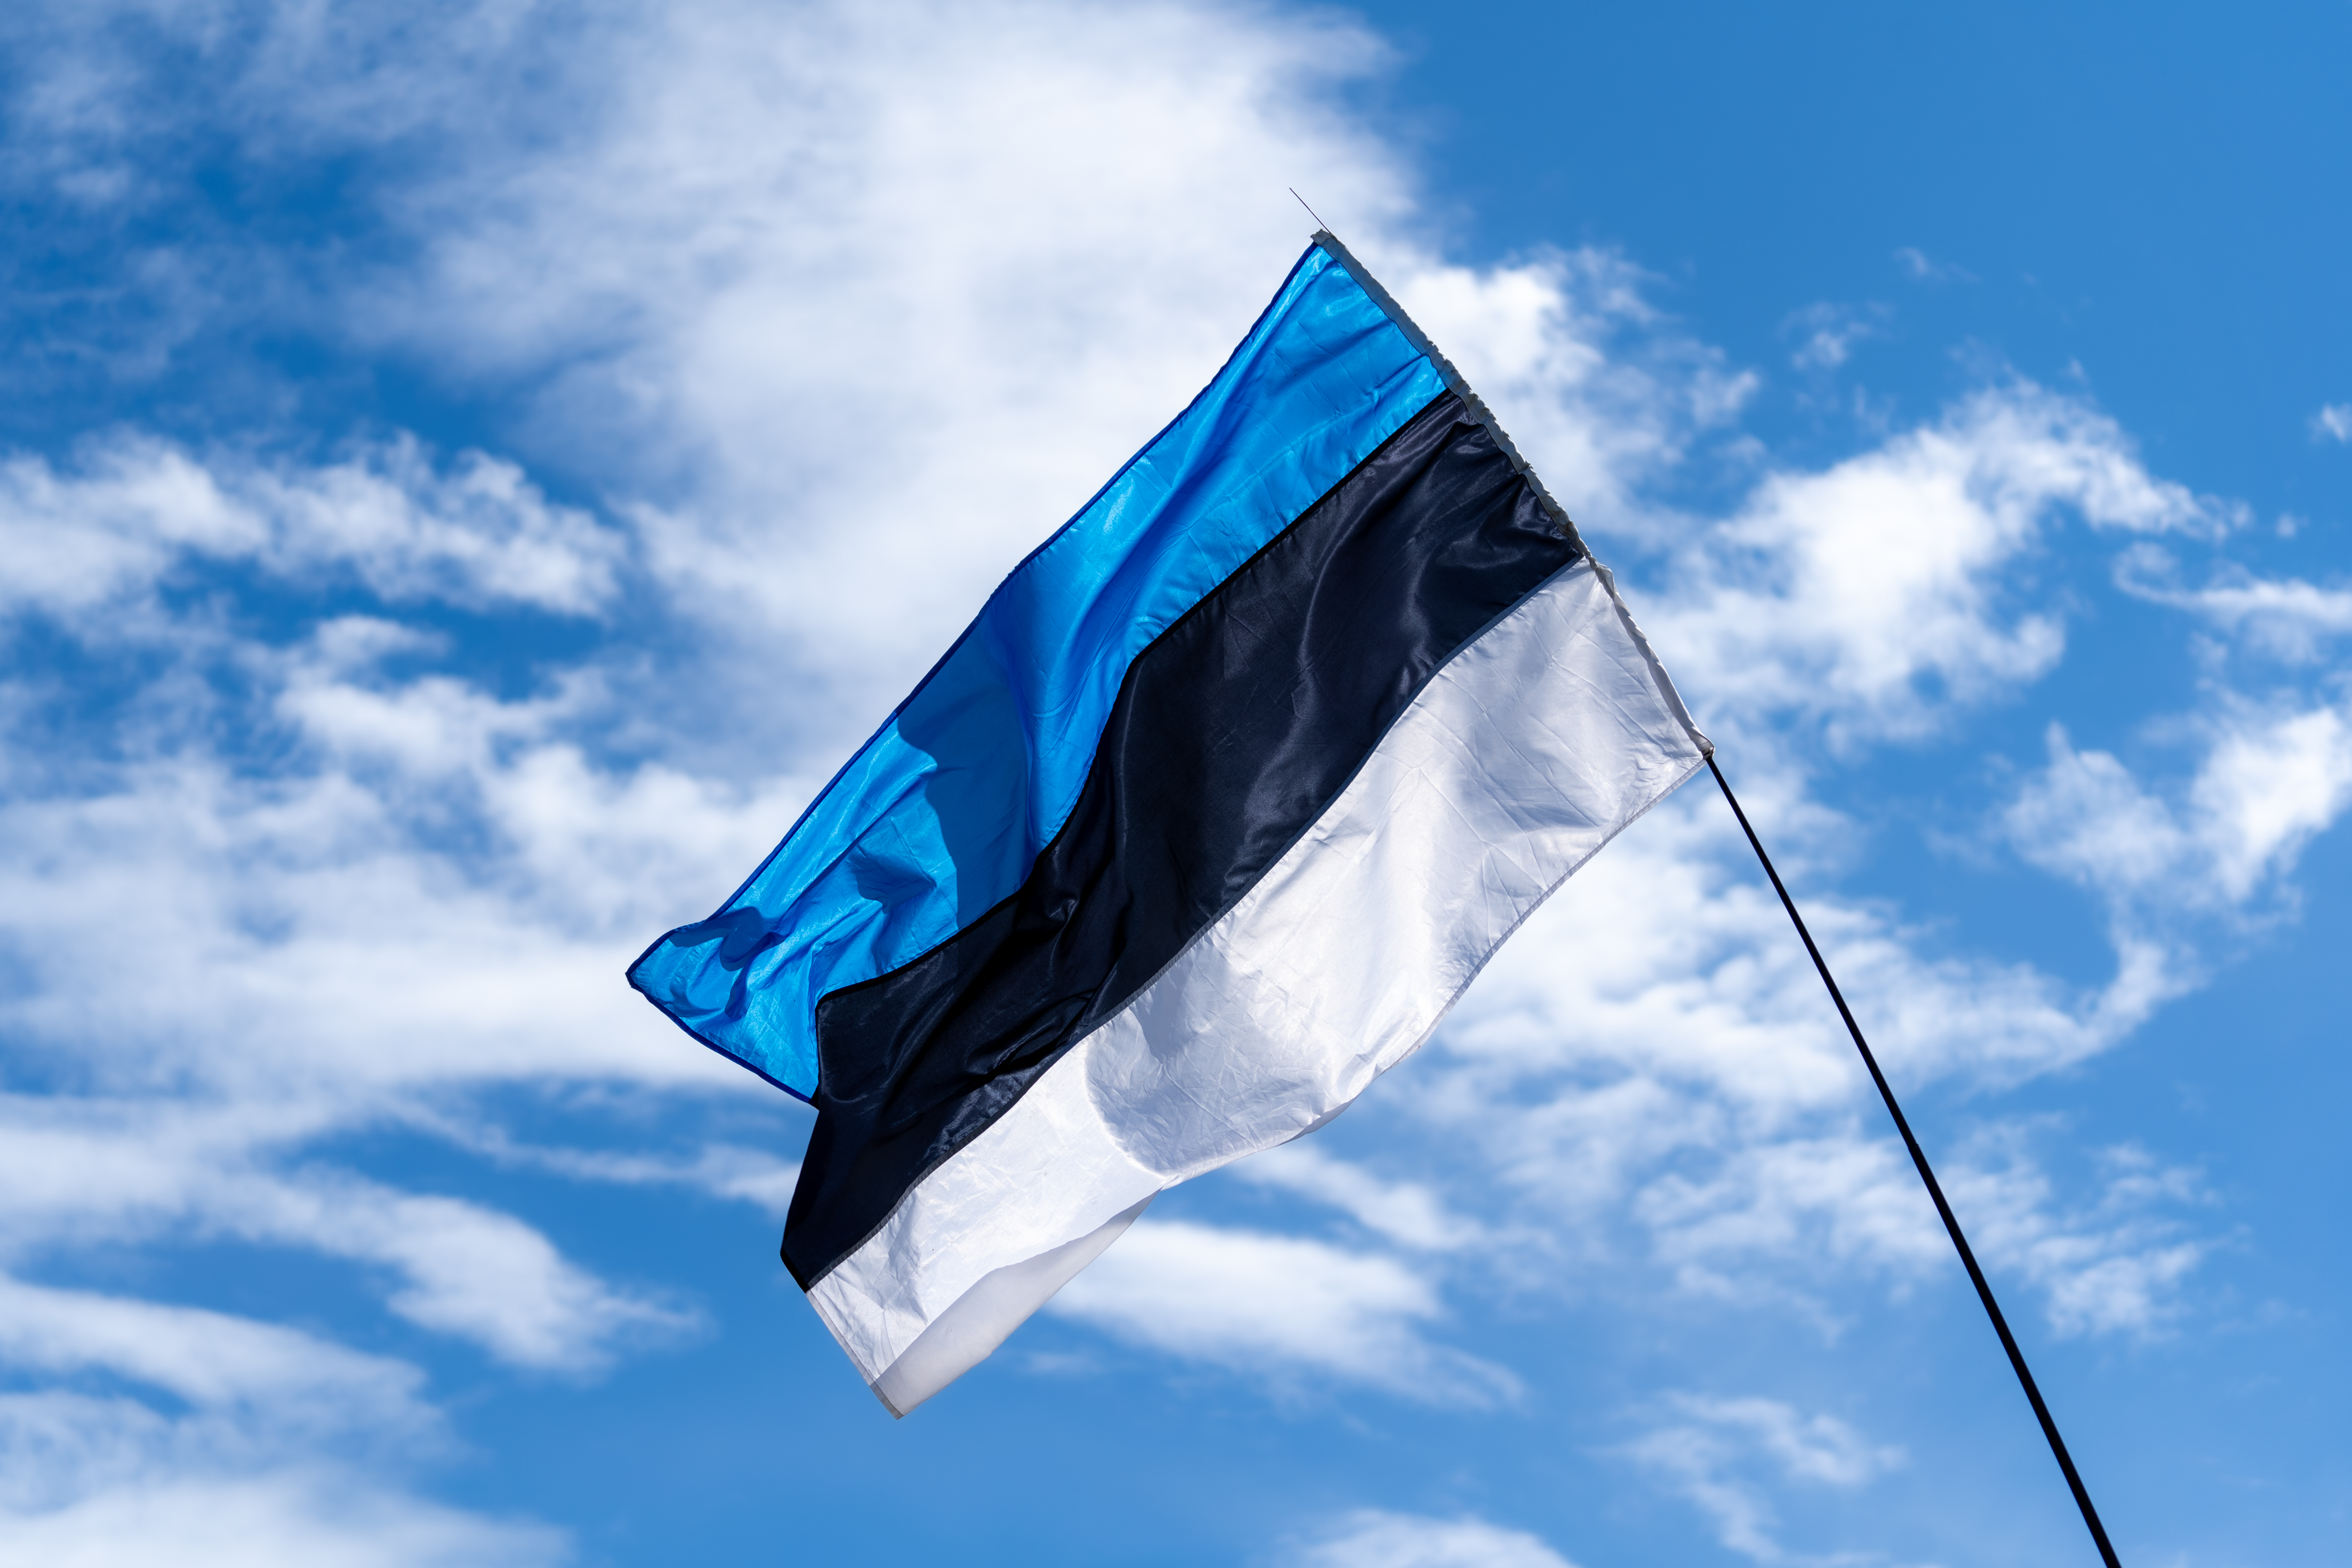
[629,233,1712,1415]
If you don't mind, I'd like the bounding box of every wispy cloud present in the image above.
[1784,302,1889,371]
[2311,403,2352,443]
[0,1274,427,1431]
[1296,1510,1582,1568]
[2007,705,2352,922]
[0,435,624,622]
[2114,543,2352,662]
[456,1132,802,1218]
[1620,1394,1902,1563]
[1229,1143,1487,1253]
[0,1107,693,1372]
[0,1411,566,1568]
[1944,1133,2211,1338]
[1646,379,2239,751]
[1047,1220,1519,1406]
[0,1274,563,1565]
[1394,246,1756,528]
[1893,245,1975,284]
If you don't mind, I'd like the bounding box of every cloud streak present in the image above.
[1298,1510,1583,1568]
[0,435,622,622]
[1621,1393,1902,1563]
[1049,1219,1520,1407]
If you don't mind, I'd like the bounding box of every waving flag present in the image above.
[630,232,1711,1415]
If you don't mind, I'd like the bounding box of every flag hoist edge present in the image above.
[627,232,1713,1414]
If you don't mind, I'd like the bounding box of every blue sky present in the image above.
[0,4,2345,1564]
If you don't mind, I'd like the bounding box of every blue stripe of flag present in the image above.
[629,243,1448,1098]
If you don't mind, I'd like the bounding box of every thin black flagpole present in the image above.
[1706,754,2123,1568]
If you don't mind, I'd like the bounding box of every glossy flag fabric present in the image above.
[628,233,1712,1415]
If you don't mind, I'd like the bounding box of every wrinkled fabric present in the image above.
[628,246,1448,1098]
[807,559,1709,1408]
[786,394,1580,1285]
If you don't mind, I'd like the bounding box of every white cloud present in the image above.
[1388,247,1755,528]
[1648,381,2237,747]
[1944,1134,2210,1338]
[1621,1114,2211,1337]
[1679,1395,1904,1486]
[2191,705,2352,899]
[0,1105,688,1372]
[297,1181,690,1370]
[455,1131,802,1218]
[0,435,623,622]
[1892,246,1974,284]
[0,1274,563,1566]
[0,1274,425,1429]
[62,1,1723,762]
[2114,543,2352,663]
[0,653,805,1096]
[1633,1133,1947,1299]
[1433,786,2155,1122]
[2009,705,2352,918]
[1784,302,1886,371]
[0,1397,565,1568]
[1394,792,2203,1330]
[1296,1510,1581,1568]
[1047,1219,1518,1406]
[344,0,1423,731]
[2311,403,2352,443]
[1229,1143,1484,1253]
[1620,1394,1901,1563]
